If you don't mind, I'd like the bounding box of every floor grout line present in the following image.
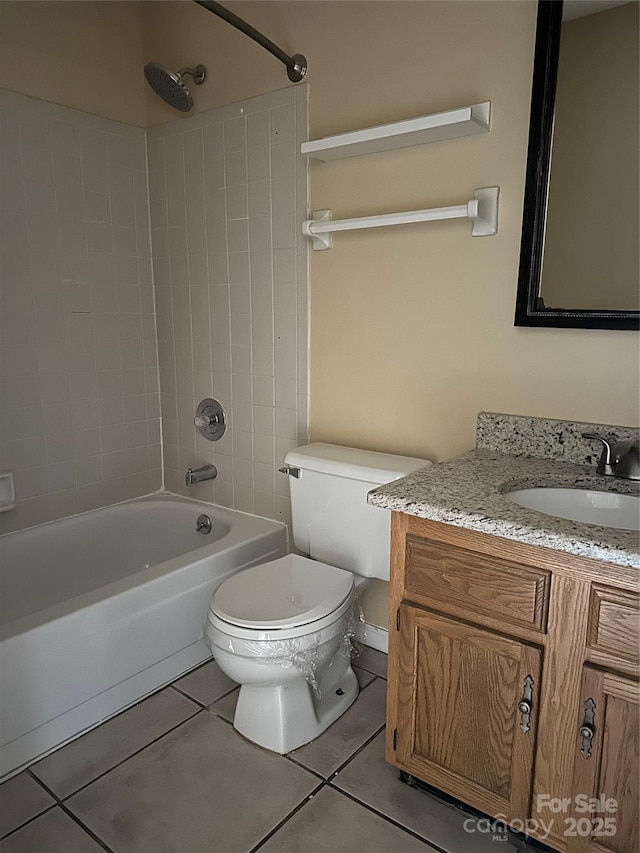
[168,682,207,707]
[206,702,239,726]
[248,779,327,853]
[326,782,448,853]
[281,752,327,781]
[205,683,241,705]
[328,722,387,780]
[206,704,372,786]
[5,655,411,852]
[0,802,58,843]
[201,708,329,783]
[33,708,204,805]
[58,801,116,853]
[25,767,60,802]
[171,679,242,709]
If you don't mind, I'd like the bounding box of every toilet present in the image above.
[205,443,428,753]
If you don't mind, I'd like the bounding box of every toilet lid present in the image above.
[212,554,354,630]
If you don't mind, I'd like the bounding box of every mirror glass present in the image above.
[515,0,639,329]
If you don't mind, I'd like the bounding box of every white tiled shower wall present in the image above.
[0,90,161,534]
[0,85,308,532]
[147,86,309,526]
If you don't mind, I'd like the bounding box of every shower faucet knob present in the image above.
[194,398,226,442]
[194,414,216,429]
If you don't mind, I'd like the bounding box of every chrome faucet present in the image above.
[185,464,217,486]
[581,433,640,480]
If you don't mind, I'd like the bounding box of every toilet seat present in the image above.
[209,554,354,641]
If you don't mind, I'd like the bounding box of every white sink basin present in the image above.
[504,487,640,531]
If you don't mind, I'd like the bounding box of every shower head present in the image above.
[144,63,207,112]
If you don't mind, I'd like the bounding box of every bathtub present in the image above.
[0,494,287,778]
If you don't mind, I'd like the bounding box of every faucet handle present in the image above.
[581,433,615,476]
[194,413,216,429]
[612,438,640,481]
[194,399,226,441]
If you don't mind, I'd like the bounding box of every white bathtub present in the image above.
[0,494,287,778]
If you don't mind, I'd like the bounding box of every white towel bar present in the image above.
[302,186,499,250]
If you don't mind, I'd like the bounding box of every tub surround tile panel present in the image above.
[477,412,638,465]
[1,83,309,534]
[0,89,161,535]
[147,86,309,527]
[368,449,639,568]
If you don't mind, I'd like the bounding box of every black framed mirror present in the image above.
[515,0,639,330]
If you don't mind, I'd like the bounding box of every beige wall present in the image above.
[3,0,637,470]
[0,1,146,127]
[143,1,639,462]
[542,3,639,310]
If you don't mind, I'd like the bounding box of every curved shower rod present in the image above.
[193,0,307,82]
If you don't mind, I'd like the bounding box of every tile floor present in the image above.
[1,647,538,853]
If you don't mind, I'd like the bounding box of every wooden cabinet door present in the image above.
[394,603,542,822]
[568,667,639,853]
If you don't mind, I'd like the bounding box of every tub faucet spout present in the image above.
[185,464,217,486]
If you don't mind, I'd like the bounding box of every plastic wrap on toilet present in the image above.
[205,596,363,698]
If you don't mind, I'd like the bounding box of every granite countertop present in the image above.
[368,449,640,569]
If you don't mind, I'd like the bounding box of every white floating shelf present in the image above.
[301,102,491,162]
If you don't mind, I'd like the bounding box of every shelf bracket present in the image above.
[302,210,333,251]
[469,187,499,237]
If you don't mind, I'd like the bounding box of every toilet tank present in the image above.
[283,443,430,580]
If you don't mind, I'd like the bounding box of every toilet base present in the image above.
[233,661,359,754]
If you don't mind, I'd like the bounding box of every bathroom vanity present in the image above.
[369,415,639,853]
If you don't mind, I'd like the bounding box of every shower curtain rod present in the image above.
[193,0,307,82]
